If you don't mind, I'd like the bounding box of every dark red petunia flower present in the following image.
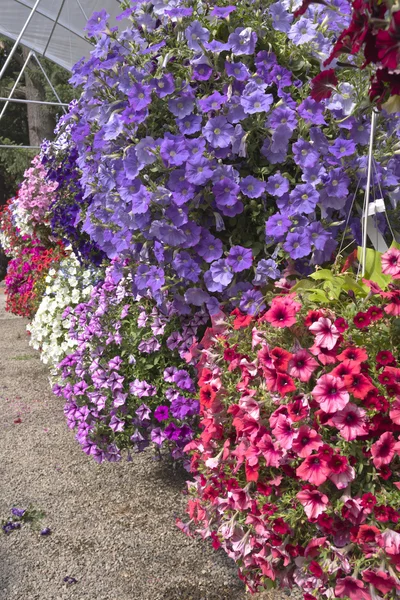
[369,68,400,106]
[367,305,383,322]
[353,312,371,329]
[376,350,396,366]
[310,69,338,101]
[271,346,293,372]
[304,310,324,327]
[376,11,400,71]
[334,317,349,333]
[308,560,324,578]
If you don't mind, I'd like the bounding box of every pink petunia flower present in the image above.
[312,374,349,413]
[328,454,355,489]
[390,399,400,425]
[371,431,396,469]
[331,403,368,441]
[272,414,295,450]
[335,576,371,600]
[262,300,298,328]
[362,570,399,595]
[296,488,329,519]
[296,454,330,486]
[309,317,340,350]
[258,434,283,467]
[288,349,318,382]
[377,529,400,555]
[381,247,400,277]
[292,425,323,458]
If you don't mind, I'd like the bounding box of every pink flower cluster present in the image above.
[17,155,58,225]
[184,269,400,598]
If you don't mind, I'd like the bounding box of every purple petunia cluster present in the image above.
[52,259,208,464]
[44,0,400,321]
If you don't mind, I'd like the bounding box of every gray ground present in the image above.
[0,286,298,600]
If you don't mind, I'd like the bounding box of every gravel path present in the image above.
[0,286,298,600]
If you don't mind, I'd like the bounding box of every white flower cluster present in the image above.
[27,253,95,372]
[0,229,13,257]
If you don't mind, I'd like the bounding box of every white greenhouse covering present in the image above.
[0,0,124,72]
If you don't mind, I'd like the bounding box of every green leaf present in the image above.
[309,269,335,282]
[357,246,391,289]
[306,289,329,303]
[291,279,315,292]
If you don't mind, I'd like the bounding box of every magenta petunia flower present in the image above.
[292,426,323,458]
[371,432,396,469]
[288,349,318,382]
[296,454,330,486]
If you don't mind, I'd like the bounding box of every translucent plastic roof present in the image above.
[0,0,123,72]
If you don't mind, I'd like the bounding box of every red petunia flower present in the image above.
[296,454,330,486]
[304,309,324,327]
[310,69,338,101]
[337,346,368,363]
[362,570,398,595]
[343,373,374,398]
[376,11,400,71]
[270,346,293,372]
[276,373,297,397]
[308,560,324,578]
[331,359,360,379]
[360,492,377,512]
[367,305,383,322]
[292,425,323,458]
[199,384,216,408]
[231,308,253,330]
[353,312,371,329]
[357,524,380,545]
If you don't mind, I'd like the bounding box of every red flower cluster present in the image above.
[5,239,66,318]
[184,272,400,598]
[302,0,400,106]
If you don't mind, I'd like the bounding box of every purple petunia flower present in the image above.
[267,106,297,131]
[213,177,240,206]
[324,168,350,197]
[297,97,326,125]
[292,139,320,169]
[265,173,290,197]
[253,259,281,284]
[240,91,273,114]
[203,117,234,148]
[172,252,201,282]
[173,370,194,391]
[185,20,209,51]
[11,508,26,518]
[85,10,109,37]
[136,403,152,421]
[193,63,213,81]
[306,222,331,251]
[177,114,202,136]
[288,183,320,215]
[240,176,266,198]
[151,428,167,446]
[239,289,266,315]
[211,6,236,18]
[168,95,194,119]
[150,73,175,98]
[185,157,214,185]
[198,91,227,113]
[283,227,312,259]
[269,2,293,33]
[154,405,169,422]
[226,246,253,272]
[265,212,291,239]
[229,27,257,55]
[210,259,234,287]
[128,83,152,111]
[225,61,250,81]
[329,138,356,159]
[288,17,317,45]
[196,233,223,263]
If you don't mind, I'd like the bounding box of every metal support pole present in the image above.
[32,53,67,113]
[76,0,89,21]
[0,145,40,149]
[0,97,69,107]
[0,50,33,122]
[0,0,42,80]
[361,110,377,277]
